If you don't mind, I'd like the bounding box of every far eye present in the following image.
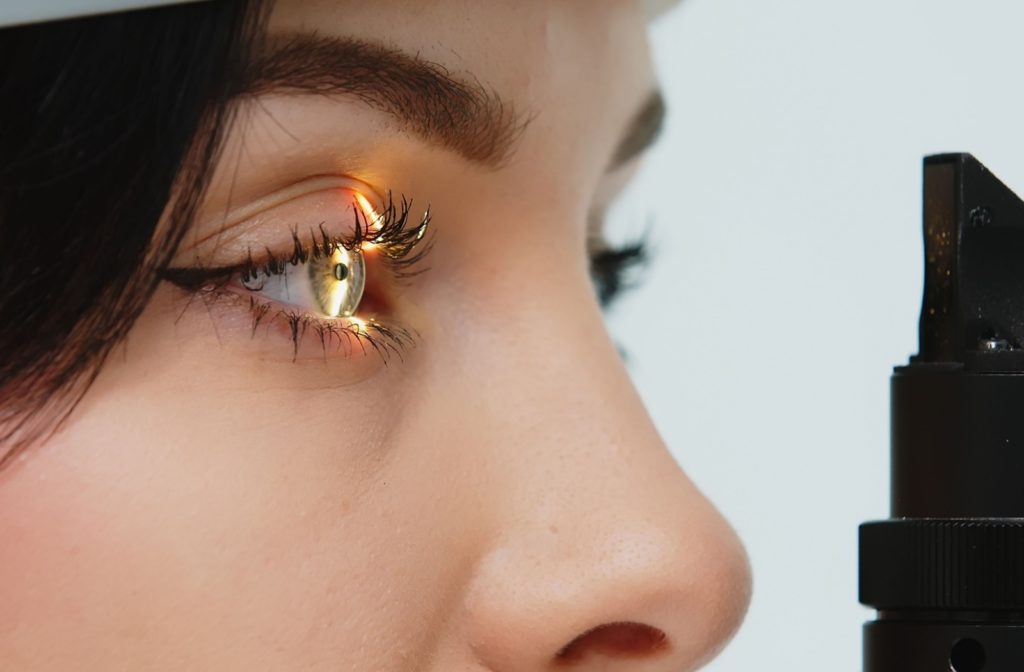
[240,245,367,318]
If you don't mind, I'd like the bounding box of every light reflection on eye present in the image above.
[241,245,366,318]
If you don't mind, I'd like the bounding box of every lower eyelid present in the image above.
[170,282,417,364]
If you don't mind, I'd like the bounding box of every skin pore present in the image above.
[0,1,752,670]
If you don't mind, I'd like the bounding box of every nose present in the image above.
[449,281,752,671]
[464,499,750,671]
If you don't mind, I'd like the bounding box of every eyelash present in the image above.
[590,233,650,308]
[163,194,432,363]
[233,194,433,284]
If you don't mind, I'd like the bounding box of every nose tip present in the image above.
[463,511,751,671]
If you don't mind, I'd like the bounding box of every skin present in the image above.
[0,0,752,670]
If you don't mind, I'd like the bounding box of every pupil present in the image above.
[333,263,349,281]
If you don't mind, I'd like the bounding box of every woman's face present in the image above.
[0,0,751,669]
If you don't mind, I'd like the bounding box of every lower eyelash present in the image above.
[177,283,417,364]
[250,298,416,364]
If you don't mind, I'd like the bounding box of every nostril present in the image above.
[554,621,669,665]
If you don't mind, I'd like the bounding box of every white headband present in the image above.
[0,0,211,28]
[0,0,681,29]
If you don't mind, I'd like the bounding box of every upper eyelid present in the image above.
[175,199,406,281]
[164,194,433,288]
[182,175,387,256]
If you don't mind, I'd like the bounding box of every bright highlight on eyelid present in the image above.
[354,192,379,219]
[355,193,381,226]
[353,192,383,250]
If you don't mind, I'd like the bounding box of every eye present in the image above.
[239,243,367,318]
[163,191,432,362]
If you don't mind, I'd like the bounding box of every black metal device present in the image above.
[859,154,1024,671]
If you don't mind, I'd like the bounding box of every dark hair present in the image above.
[0,1,266,466]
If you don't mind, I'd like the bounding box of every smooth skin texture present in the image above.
[0,0,752,669]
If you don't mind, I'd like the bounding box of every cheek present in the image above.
[0,366,465,666]
[0,443,166,653]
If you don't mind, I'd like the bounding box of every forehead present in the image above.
[266,0,657,177]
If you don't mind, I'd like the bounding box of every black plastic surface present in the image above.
[860,154,1024,670]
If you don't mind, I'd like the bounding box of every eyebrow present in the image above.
[242,33,665,172]
[608,90,666,172]
[243,33,526,168]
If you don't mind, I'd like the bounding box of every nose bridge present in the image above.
[444,280,751,670]
[484,267,641,442]
[453,261,698,518]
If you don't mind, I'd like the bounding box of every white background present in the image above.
[608,1,1024,669]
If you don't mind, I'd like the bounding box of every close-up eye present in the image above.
[162,192,432,361]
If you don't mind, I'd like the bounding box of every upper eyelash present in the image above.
[589,234,651,308]
[164,192,432,292]
[351,193,434,279]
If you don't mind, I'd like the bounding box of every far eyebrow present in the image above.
[242,33,527,168]
[607,90,666,172]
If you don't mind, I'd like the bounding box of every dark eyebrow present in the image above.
[242,33,526,168]
[608,90,666,172]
